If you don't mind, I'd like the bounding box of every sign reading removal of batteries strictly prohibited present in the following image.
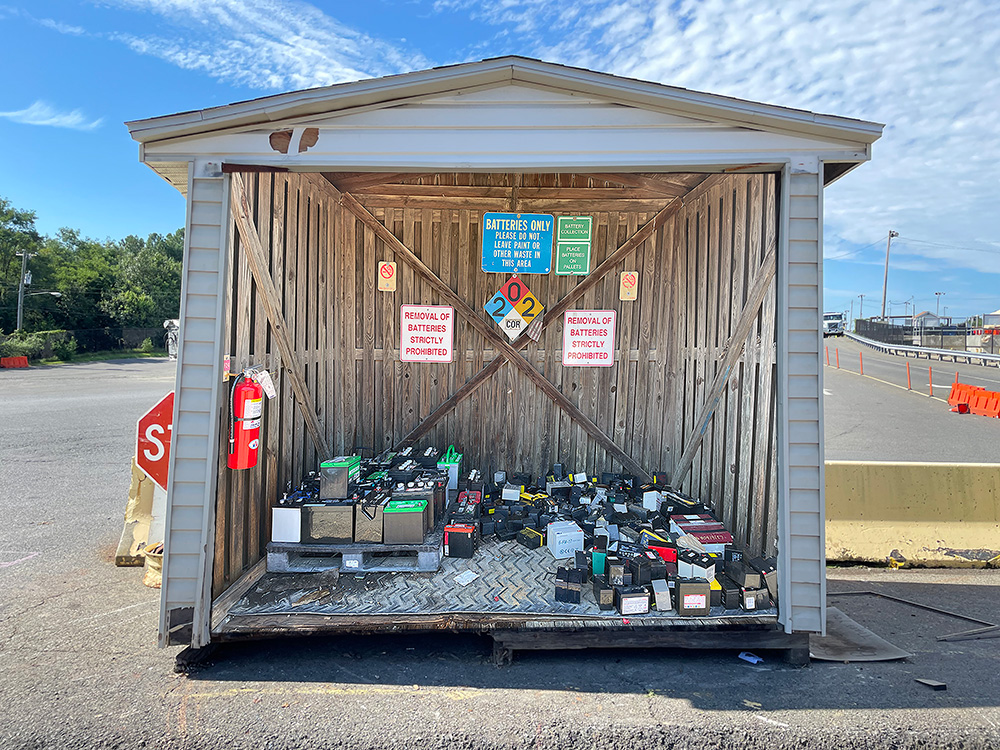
[485,275,544,340]
[562,310,616,367]
[400,305,454,363]
[481,213,553,274]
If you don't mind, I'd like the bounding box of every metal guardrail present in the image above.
[846,332,1000,368]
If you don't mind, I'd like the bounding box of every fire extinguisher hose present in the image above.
[228,373,245,455]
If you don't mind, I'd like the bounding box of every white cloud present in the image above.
[441,0,1000,275]
[38,17,85,35]
[104,0,429,90]
[0,101,103,130]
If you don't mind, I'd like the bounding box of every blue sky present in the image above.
[1,0,998,320]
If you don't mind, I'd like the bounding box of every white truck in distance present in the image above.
[823,312,846,337]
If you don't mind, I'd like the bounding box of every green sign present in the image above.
[555,216,592,275]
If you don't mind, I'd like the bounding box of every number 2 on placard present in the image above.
[520,297,536,320]
[490,298,506,317]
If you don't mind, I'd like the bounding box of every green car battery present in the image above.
[320,455,362,499]
[383,499,428,544]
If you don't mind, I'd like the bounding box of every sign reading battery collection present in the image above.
[485,275,543,340]
[400,305,454,363]
[554,216,593,275]
[481,213,553,274]
[562,310,616,367]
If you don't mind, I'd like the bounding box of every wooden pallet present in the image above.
[267,524,444,573]
[490,625,810,666]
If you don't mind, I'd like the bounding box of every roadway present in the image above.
[823,337,1000,463]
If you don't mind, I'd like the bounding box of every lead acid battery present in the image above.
[383,499,428,544]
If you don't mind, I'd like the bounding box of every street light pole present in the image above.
[858,293,866,322]
[935,291,945,318]
[15,250,36,332]
[880,230,898,321]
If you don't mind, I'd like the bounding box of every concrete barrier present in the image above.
[826,460,1000,567]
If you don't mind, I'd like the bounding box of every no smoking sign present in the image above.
[377,261,396,292]
[619,270,638,301]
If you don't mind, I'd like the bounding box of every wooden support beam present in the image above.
[340,191,649,481]
[324,172,435,192]
[581,173,697,196]
[394,174,726,459]
[230,172,332,458]
[348,184,674,200]
[671,241,777,486]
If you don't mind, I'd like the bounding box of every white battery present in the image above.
[271,507,301,543]
[546,520,584,559]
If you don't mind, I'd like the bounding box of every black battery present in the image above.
[554,567,583,604]
[592,575,615,610]
[727,559,762,589]
[614,586,650,616]
[388,459,420,483]
[721,576,742,610]
[302,501,354,544]
[414,446,440,469]
[479,518,496,537]
[628,554,653,585]
[444,524,477,559]
[517,528,544,549]
[741,586,771,611]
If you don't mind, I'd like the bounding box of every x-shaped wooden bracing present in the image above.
[230,171,775,486]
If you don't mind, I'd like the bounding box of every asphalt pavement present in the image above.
[2,358,1000,749]
[823,337,1000,463]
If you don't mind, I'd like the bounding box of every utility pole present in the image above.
[850,299,854,331]
[880,230,898,321]
[15,250,36,332]
[858,293,866,322]
[935,291,945,319]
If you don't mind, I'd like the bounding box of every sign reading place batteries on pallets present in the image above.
[485,275,544,340]
[481,213,553,274]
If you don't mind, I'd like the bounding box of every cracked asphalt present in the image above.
[2,358,999,749]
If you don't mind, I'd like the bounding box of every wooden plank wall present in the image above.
[667,174,779,557]
[213,171,779,596]
[213,172,334,596]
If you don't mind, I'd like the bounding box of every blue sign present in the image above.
[484,290,513,324]
[481,213,553,274]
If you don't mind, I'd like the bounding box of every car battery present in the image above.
[371,448,397,470]
[727,559,762,589]
[448,500,479,526]
[302,501,355,544]
[651,578,672,611]
[606,556,626,586]
[741,586,771,611]
[554,567,584,604]
[517,528,544,549]
[415,446,441,469]
[422,472,449,525]
[383,499,428,544]
[677,549,700,578]
[692,554,716,582]
[388,459,421,484]
[614,586,650,616]
[319,456,362,500]
[390,446,415,466]
[444,523,477,558]
[592,575,615,610]
[710,577,723,608]
[675,578,711,616]
[436,445,463,490]
[393,480,436,531]
[721,577,742,609]
[546,520,584,559]
[748,556,778,602]
[355,489,390,543]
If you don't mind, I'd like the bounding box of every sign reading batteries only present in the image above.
[481,213,553,274]
[485,275,544,340]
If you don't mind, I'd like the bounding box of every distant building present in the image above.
[912,311,940,328]
[983,308,1000,327]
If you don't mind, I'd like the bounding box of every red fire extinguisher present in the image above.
[228,370,264,470]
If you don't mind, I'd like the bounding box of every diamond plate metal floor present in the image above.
[224,538,777,623]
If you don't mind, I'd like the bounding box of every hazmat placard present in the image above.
[485,275,543,340]
[400,305,454,363]
[555,216,592,275]
[481,213,553,274]
[562,310,616,367]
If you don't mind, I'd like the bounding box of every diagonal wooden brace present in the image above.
[339,190,651,480]
[670,240,777,486]
[230,172,331,458]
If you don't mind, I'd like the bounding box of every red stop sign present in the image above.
[137,392,174,491]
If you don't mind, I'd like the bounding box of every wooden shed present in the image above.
[127,57,882,652]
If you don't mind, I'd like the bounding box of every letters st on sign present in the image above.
[481,213,554,274]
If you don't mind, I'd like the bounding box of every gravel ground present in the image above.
[1,359,998,749]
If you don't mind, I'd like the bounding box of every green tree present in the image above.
[103,230,183,326]
[0,197,43,331]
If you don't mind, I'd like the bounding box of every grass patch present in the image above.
[38,349,170,365]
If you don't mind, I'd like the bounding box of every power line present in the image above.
[897,236,1000,256]
[825,235,888,261]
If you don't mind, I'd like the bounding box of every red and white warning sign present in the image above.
[562,310,616,367]
[136,391,174,491]
[377,261,396,292]
[400,305,454,363]
[620,270,638,301]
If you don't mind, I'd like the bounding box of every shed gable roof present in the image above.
[127,56,882,147]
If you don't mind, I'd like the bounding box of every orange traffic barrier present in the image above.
[970,392,990,416]
[0,356,29,369]
[985,393,1000,418]
[949,381,1000,417]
